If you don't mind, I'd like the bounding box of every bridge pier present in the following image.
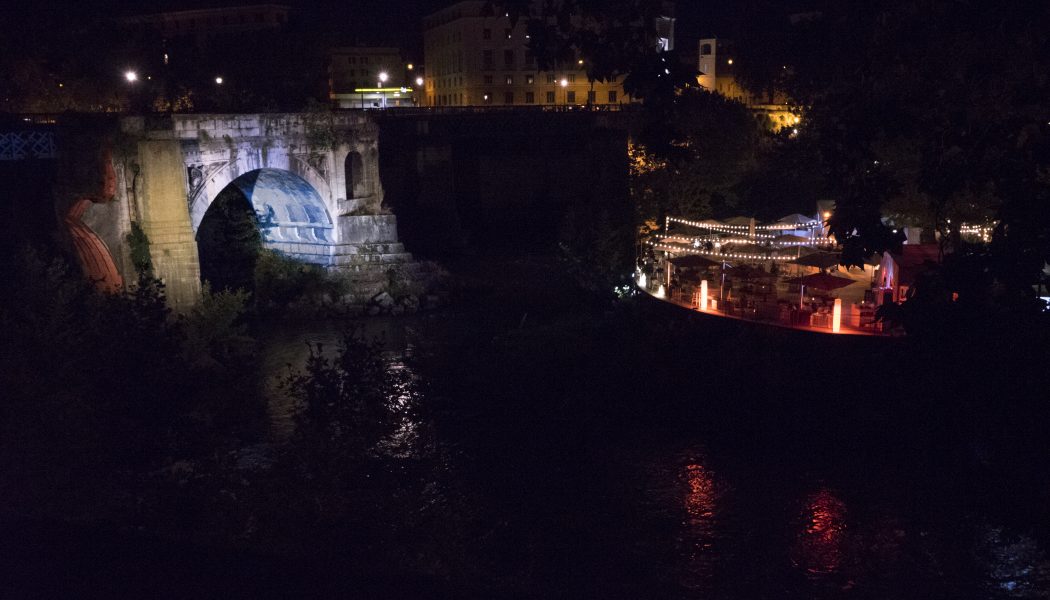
[136,139,201,308]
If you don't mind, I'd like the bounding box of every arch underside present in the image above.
[210,168,335,265]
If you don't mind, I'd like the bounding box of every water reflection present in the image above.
[676,454,724,592]
[977,525,1050,598]
[793,488,848,576]
[375,357,422,459]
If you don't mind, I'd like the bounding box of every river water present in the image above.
[254,308,1050,599]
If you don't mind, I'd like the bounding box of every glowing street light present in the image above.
[378,71,389,84]
[415,77,424,87]
[560,78,568,87]
[215,76,223,85]
[407,63,414,70]
[124,70,138,83]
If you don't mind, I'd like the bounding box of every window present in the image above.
[484,92,493,104]
[525,50,536,67]
[349,69,355,76]
[505,75,513,85]
[361,57,368,65]
[503,50,515,69]
[546,74,555,84]
[504,28,512,39]
[504,91,514,104]
[546,91,555,103]
[483,28,491,40]
[566,91,576,103]
[587,90,596,104]
[483,50,493,69]
[568,74,576,83]
[484,75,493,84]
[700,43,713,56]
[608,90,617,103]
[525,91,535,104]
[346,152,364,198]
[526,74,534,84]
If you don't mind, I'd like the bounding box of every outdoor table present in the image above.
[810,312,831,328]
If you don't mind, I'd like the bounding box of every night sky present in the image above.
[2,0,748,62]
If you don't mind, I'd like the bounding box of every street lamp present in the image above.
[124,70,138,83]
[215,76,223,85]
[377,72,390,107]
[415,77,424,87]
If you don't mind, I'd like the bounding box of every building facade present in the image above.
[329,47,419,108]
[123,4,292,41]
[697,38,798,131]
[422,1,632,108]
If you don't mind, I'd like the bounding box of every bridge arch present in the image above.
[188,154,334,234]
[195,168,334,290]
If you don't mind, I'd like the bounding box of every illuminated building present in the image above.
[329,47,419,108]
[123,4,292,42]
[697,38,799,131]
[422,1,674,107]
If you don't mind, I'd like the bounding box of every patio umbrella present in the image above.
[774,234,812,244]
[788,251,841,270]
[733,265,778,280]
[724,243,772,255]
[668,254,721,269]
[785,273,857,291]
[723,215,754,226]
[777,213,818,226]
[785,272,857,308]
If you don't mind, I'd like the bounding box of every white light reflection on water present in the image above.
[977,526,1050,598]
[375,354,423,459]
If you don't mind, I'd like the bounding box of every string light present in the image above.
[651,241,798,261]
[659,235,836,248]
[666,216,822,234]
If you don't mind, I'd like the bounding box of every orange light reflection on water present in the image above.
[795,488,847,575]
[685,463,715,523]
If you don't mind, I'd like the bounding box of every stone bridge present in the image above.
[51,113,411,307]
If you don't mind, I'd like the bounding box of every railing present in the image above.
[645,280,893,336]
[362,104,640,117]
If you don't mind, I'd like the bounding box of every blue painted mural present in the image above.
[228,168,334,246]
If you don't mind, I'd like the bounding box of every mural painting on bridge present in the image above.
[196,168,334,291]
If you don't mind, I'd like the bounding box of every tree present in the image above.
[731,2,1049,316]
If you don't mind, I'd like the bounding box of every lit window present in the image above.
[526,75,534,84]
[506,75,513,85]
